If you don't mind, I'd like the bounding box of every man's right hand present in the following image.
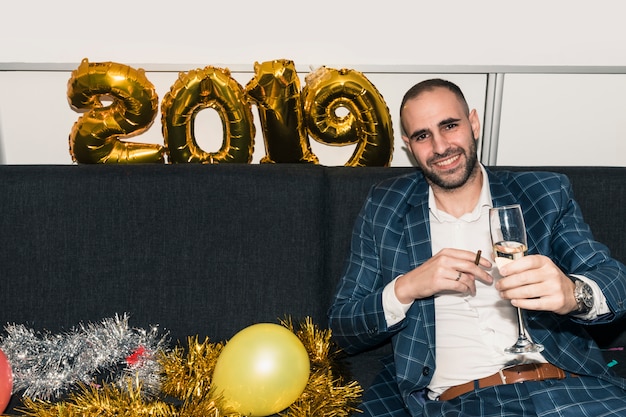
[394,248,493,303]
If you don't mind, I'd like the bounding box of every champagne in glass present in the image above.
[493,241,527,269]
[489,204,544,354]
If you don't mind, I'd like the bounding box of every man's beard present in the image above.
[419,138,479,190]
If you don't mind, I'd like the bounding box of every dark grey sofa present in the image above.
[1,164,624,413]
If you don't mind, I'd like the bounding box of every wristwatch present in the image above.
[571,277,594,314]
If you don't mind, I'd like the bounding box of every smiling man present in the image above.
[328,78,626,416]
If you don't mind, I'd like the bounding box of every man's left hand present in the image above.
[495,254,578,315]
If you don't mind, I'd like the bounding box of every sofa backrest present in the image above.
[0,164,329,344]
[0,164,623,348]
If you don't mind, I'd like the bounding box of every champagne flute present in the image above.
[489,204,544,354]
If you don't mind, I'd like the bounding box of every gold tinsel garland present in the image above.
[13,317,362,417]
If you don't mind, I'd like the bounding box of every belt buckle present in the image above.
[500,360,524,382]
[499,361,535,385]
[498,368,507,384]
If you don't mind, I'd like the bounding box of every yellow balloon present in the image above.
[212,323,310,416]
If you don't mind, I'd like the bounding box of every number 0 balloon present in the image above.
[161,66,255,163]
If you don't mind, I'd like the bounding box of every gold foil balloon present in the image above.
[303,66,394,166]
[246,59,318,164]
[0,348,12,414]
[211,323,310,416]
[67,59,164,163]
[161,66,255,163]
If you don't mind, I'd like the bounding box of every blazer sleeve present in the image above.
[328,186,407,354]
[522,172,626,322]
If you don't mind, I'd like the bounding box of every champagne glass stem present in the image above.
[516,307,525,339]
[504,306,544,354]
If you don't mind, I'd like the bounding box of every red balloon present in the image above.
[0,349,12,414]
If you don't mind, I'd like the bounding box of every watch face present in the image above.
[582,284,594,307]
[575,279,594,310]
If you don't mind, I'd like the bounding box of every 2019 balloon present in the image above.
[246,59,318,164]
[211,323,310,416]
[0,348,12,414]
[302,66,394,166]
[161,66,255,163]
[67,59,396,166]
[67,59,165,163]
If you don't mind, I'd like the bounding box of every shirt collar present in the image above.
[429,164,493,223]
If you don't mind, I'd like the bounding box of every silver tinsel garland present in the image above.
[0,314,168,401]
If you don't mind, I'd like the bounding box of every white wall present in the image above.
[4,1,625,66]
[498,74,626,167]
[1,1,625,166]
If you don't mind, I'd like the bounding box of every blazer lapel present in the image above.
[487,169,540,255]
[404,179,432,268]
[488,170,518,208]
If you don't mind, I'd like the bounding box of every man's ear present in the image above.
[469,109,481,140]
[401,135,410,146]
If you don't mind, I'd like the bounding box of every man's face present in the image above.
[401,88,481,190]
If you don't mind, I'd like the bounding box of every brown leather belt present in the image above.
[439,363,576,401]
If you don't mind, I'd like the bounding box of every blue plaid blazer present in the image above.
[328,167,626,414]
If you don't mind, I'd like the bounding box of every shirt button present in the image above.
[422,367,430,376]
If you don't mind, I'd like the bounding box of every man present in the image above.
[328,78,626,416]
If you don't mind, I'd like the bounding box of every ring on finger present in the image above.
[456,271,462,281]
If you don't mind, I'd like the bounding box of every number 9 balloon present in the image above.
[303,66,394,166]
[211,323,310,416]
